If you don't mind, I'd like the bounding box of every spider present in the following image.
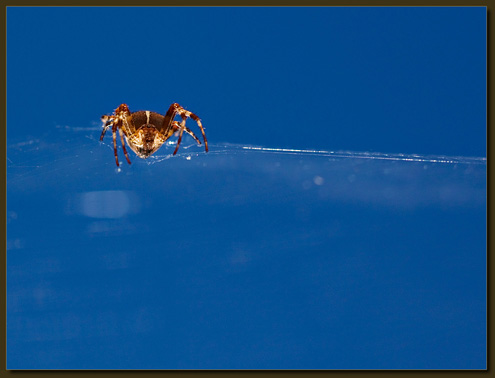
[100,103,208,166]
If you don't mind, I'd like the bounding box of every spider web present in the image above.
[7,123,486,208]
[6,122,486,258]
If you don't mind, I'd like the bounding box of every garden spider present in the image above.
[100,103,208,166]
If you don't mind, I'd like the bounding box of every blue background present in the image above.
[7,7,486,369]
[7,6,486,156]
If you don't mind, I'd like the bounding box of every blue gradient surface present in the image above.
[7,7,486,369]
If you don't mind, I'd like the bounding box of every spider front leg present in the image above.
[173,119,187,155]
[171,121,202,145]
[99,116,122,166]
[111,122,120,166]
[100,115,114,141]
[100,113,132,166]
[163,103,209,155]
[118,127,132,165]
[186,113,208,153]
[110,122,132,166]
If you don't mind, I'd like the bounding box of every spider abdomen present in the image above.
[130,111,165,129]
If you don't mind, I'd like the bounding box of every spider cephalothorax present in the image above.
[100,103,208,166]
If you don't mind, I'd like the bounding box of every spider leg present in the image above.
[112,122,120,166]
[163,103,208,153]
[173,119,187,155]
[100,116,114,141]
[101,108,133,166]
[185,112,208,152]
[118,127,132,165]
[171,121,202,145]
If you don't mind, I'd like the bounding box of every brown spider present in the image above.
[100,103,208,166]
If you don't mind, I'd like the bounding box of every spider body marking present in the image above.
[100,103,208,166]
